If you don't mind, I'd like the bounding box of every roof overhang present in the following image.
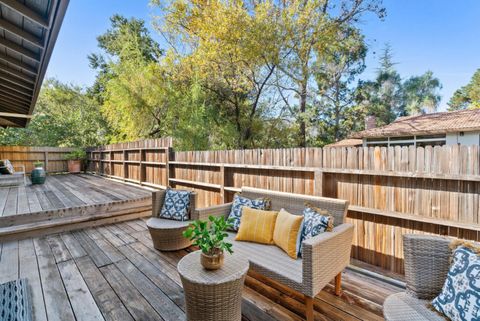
[351,127,480,139]
[0,0,69,127]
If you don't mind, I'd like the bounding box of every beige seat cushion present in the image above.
[227,232,303,292]
[146,217,191,230]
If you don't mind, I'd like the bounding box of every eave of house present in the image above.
[0,0,69,127]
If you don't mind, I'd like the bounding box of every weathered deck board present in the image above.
[0,174,153,241]
[0,219,403,321]
[19,238,47,321]
[0,174,152,216]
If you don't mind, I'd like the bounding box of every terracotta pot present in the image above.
[67,160,82,173]
[201,251,224,270]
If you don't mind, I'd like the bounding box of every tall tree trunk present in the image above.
[334,107,340,141]
[299,80,308,147]
[334,89,341,141]
[234,103,245,149]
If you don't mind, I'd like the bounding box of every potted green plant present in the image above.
[183,216,234,270]
[64,149,86,174]
[31,161,46,184]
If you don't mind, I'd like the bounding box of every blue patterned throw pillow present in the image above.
[432,244,480,321]
[228,194,270,231]
[159,189,191,221]
[298,205,334,256]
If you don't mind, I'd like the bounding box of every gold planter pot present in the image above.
[200,251,224,270]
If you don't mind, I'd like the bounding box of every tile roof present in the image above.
[350,109,480,138]
[325,139,363,147]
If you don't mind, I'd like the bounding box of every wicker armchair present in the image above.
[383,234,454,321]
[0,160,26,187]
[197,187,353,321]
[146,189,198,251]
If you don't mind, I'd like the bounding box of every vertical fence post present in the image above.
[140,148,145,185]
[122,150,127,181]
[44,151,49,172]
[165,147,172,188]
[314,170,323,197]
[108,151,112,176]
[87,150,95,172]
[220,164,225,203]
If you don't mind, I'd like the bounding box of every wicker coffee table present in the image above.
[177,251,249,321]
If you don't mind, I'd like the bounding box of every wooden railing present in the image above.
[0,146,77,173]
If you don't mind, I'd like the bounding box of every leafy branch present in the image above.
[183,216,234,255]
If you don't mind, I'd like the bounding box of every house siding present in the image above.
[446,131,480,146]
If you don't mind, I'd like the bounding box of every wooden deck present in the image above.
[0,174,152,241]
[0,219,403,321]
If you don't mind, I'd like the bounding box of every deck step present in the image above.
[0,203,152,242]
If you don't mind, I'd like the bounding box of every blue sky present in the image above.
[46,0,480,111]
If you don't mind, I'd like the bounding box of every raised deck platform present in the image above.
[0,219,403,321]
[0,174,152,241]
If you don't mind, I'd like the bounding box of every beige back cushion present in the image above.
[240,187,348,227]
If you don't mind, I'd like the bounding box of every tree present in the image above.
[152,0,280,148]
[0,79,110,147]
[90,15,224,149]
[275,0,385,146]
[403,71,442,115]
[314,26,367,144]
[89,15,163,104]
[448,69,480,110]
[356,45,441,128]
[90,15,167,140]
[360,44,404,126]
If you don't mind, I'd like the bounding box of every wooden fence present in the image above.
[3,140,479,274]
[0,146,77,173]
[88,141,480,274]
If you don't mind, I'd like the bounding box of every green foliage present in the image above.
[3,4,458,150]
[274,0,385,146]
[90,15,218,148]
[183,216,234,255]
[88,15,163,104]
[448,69,480,110]
[357,45,404,126]
[33,161,44,168]
[313,26,367,145]
[154,0,281,148]
[64,149,87,161]
[0,79,111,147]
[356,45,442,129]
[403,71,442,115]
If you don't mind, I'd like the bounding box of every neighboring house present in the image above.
[349,109,480,147]
[324,139,363,148]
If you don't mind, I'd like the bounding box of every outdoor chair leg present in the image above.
[304,295,314,321]
[335,272,342,296]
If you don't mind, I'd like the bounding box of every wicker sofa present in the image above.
[383,234,455,321]
[146,189,200,251]
[197,187,353,321]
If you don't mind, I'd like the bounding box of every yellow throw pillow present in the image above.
[235,207,278,244]
[273,209,304,259]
